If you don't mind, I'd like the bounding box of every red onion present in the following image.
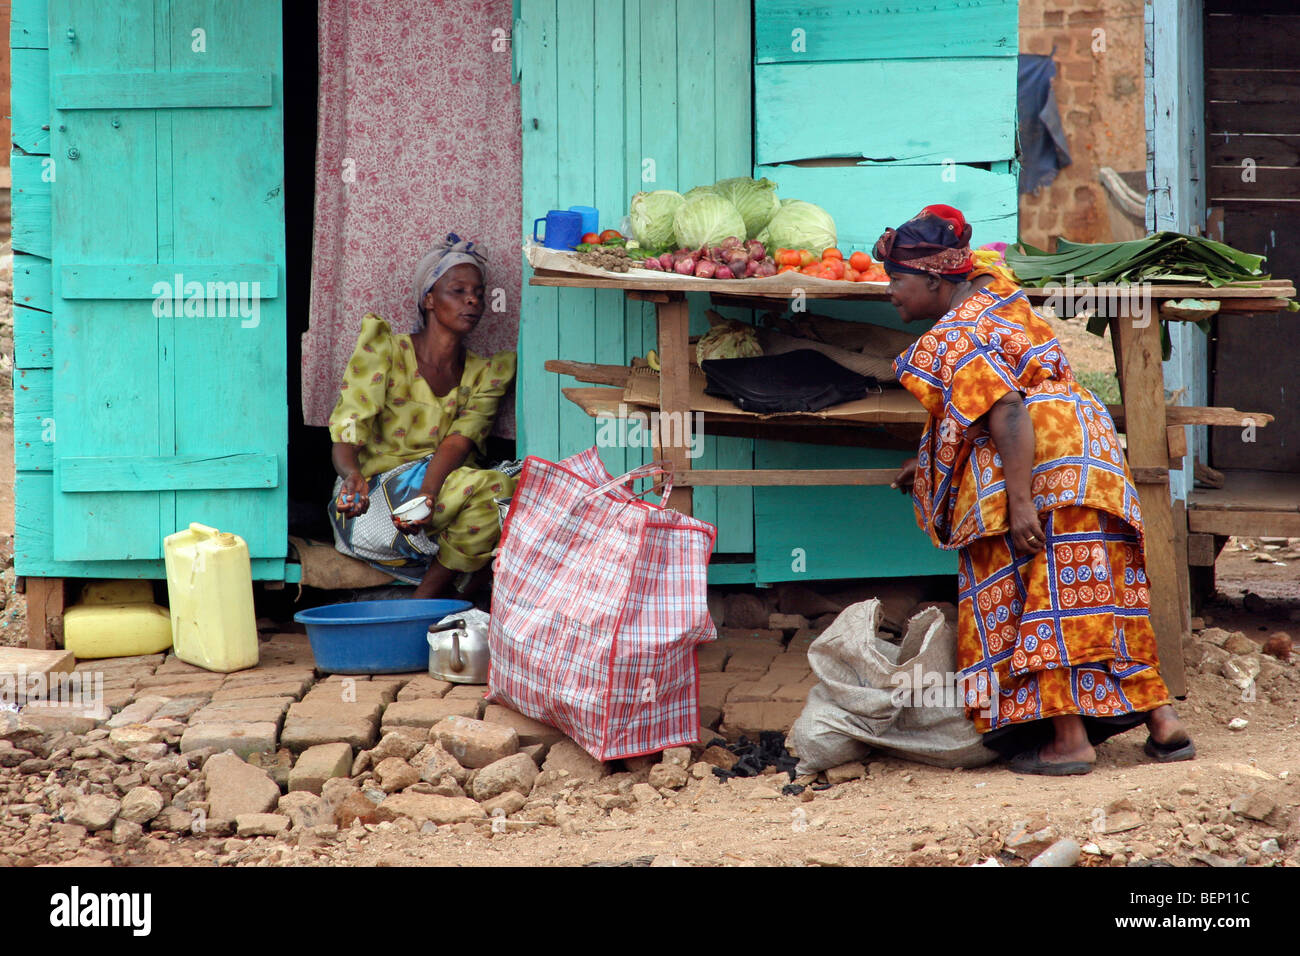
[714,265,735,280]
[744,260,760,278]
[675,256,697,275]
[721,236,744,251]
[754,258,777,278]
[694,260,717,279]
[659,252,675,270]
[746,239,766,261]
[642,256,664,271]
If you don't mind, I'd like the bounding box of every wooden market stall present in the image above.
[516,0,1020,586]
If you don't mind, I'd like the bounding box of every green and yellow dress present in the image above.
[327,313,519,581]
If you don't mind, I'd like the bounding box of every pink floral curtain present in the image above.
[303,0,523,438]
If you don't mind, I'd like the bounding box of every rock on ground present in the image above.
[204,751,281,823]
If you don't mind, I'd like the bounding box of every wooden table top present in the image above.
[528,268,1296,303]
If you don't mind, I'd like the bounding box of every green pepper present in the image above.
[602,237,628,247]
[574,243,594,253]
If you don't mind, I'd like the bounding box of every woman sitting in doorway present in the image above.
[328,233,519,599]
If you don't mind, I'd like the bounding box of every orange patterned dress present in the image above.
[894,272,1171,734]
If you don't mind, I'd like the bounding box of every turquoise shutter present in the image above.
[49,0,286,562]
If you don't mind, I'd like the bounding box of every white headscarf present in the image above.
[412,233,488,325]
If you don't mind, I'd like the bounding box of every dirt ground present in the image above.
[2,232,1296,869]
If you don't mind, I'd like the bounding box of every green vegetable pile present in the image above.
[626,176,834,257]
[1006,232,1289,359]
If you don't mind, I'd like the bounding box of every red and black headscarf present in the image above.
[873,204,974,281]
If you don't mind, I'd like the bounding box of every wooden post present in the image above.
[656,293,694,516]
[1112,305,1187,696]
[24,577,66,650]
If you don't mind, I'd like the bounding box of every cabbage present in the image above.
[628,190,684,250]
[712,176,780,239]
[682,185,717,201]
[756,199,837,253]
[672,194,747,249]
[696,321,762,365]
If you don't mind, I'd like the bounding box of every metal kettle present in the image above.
[427,613,490,684]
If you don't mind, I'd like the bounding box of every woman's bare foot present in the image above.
[1146,703,1189,746]
[1041,714,1096,765]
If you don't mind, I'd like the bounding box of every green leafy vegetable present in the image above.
[672,193,747,250]
[628,190,684,250]
[756,199,837,254]
[711,176,781,240]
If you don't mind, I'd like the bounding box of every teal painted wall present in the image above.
[516,0,755,554]
[12,0,288,579]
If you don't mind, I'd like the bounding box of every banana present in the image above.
[646,349,660,371]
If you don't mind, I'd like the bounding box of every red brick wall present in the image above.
[1018,0,1147,249]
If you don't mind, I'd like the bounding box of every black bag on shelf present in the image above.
[701,349,878,414]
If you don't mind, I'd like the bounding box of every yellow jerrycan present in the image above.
[63,579,173,659]
[163,523,259,672]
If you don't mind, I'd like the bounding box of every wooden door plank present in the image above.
[12,254,54,314]
[51,0,164,563]
[59,263,278,298]
[754,0,1017,63]
[13,368,53,472]
[592,0,629,482]
[11,0,50,49]
[167,0,287,560]
[11,48,51,154]
[518,0,561,461]
[11,155,52,259]
[555,0,598,465]
[1112,305,1186,696]
[59,454,280,492]
[53,70,272,109]
[756,59,1016,166]
[13,304,53,369]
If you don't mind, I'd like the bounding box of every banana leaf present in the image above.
[1008,232,1283,360]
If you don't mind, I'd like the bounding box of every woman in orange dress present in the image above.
[882,205,1194,774]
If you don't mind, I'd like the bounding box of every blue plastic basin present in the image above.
[293,599,474,674]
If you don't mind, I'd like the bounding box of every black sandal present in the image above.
[1008,745,1094,776]
[1143,735,1196,763]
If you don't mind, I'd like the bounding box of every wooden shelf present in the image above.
[1189,468,1300,536]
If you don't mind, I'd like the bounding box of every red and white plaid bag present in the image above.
[486,447,718,761]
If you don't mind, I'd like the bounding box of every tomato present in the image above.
[599,229,624,243]
[823,259,846,279]
[778,264,799,274]
[817,267,838,280]
[799,250,818,267]
[799,264,821,276]
[843,266,860,282]
[779,249,802,267]
[581,232,601,245]
[822,248,843,261]
[849,251,872,272]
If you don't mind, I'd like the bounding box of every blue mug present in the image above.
[569,205,599,236]
[533,210,584,250]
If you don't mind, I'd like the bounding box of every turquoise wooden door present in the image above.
[47,0,286,565]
